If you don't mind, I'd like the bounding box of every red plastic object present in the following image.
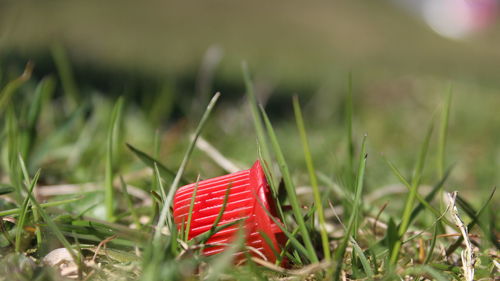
[173,161,285,263]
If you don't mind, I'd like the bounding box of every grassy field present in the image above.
[0,55,497,280]
[0,1,499,280]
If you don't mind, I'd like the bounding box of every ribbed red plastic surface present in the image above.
[173,161,284,262]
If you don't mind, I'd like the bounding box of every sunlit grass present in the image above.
[0,58,497,281]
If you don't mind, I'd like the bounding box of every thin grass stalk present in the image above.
[14,166,38,252]
[437,85,452,179]
[151,130,161,199]
[242,63,275,191]
[255,193,311,260]
[51,43,79,109]
[21,77,54,160]
[154,163,167,202]
[119,176,141,229]
[199,184,231,248]
[0,61,33,114]
[292,95,330,262]
[105,97,124,221]
[32,215,43,249]
[260,106,319,263]
[204,225,245,281]
[6,107,22,203]
[0,197,82,216]
[18,156,45,250]
[333,135,367,281]
[257,144,286,225]
[345,73,354,189]
[389,120,434,266]
[424,224,439,264]
[18,155,80,268]
[352,135,367,238]
[155,92,220,240]
[184,175,200,242]
[19,170,81,268]
[437,87,452,235]
[127,143,181,184]
[350,237,374,278]
[189,219,243,246]
[385,158,457,230]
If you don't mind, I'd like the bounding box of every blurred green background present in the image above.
[0,0,498,204]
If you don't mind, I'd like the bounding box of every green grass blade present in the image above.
[153,163,168,202]
[318,172,352,200]
[424,224,439,264]
[204,226,245,281]
[184,175,200,242]
[151,130,162,204]
[27,76,55,130]
[195,184,231,247]
[119,175,141,229]
[256,190,315,263]
[402,202,452,244]
[257,145,286,225]
[105,96,124,221]
[408,167,452,223]
[32,199,43,250]
[0,197,83,217]
[411,120,435,188]
[350,237,374,278]
[207,186,230,234]
[189,219,244,246]
[345,73,354,189]
[437,85,452,179]
[127,143,185,185]
[6,100,22,204]
[242,62,275,193]
[389,119,434,266]
[14,168,39,252]
[260,105,319,263]
[385,159,457,230]
[155,92,220,240]
[21,176,80,264]
[384,158,411,187]
[17,155,80,267]
[17,153,43,249]
[0,184,15,195]
[258,230,281,262]
[20,76,55,160]
[293,95,330,262]
[352,135,367,238]
[51,43,79,109]
[0,61,33,114]
[333,135,367,281]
